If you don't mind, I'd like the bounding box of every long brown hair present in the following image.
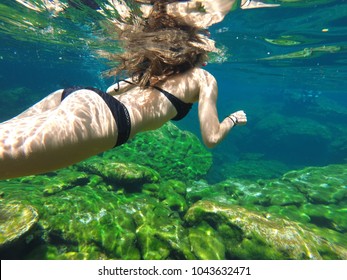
[101,0,214,87]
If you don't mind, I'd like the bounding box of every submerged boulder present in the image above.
[188,221,226,260]
[0,203,39,256]
[184,200,347,260]
[131,197,194,260]
[78,161,160,188]
[283,164,347,205]
[101,122,212,181]
[282,164,347,232]
[143,180,188,213]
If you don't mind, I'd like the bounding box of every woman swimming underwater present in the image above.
[0,0,255,179]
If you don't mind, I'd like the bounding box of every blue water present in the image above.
[1,0,347,181]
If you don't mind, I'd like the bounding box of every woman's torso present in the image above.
[115,67,203,138]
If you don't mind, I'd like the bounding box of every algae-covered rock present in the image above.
[186,180,240,205]
[188,221,225,260]
[283,164,347,205]
[41,169,90,196]
[1,153,346,260]
[0,203,39,251]
[186,178,307,208]
[300,203,347,233]
[40,187,141,260]
[0,178,194,260]
[78,161,160,188]
[101,122,212,181]
[184,200,347,260]
[142,180,188,212]
[266,205,311,225]
[130,197,194,260]
[256,113,331,146]
[0,182,141,260]
[157,180,188,212]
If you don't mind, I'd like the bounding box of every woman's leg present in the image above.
[0,89,118,180]
[10,89,64,120]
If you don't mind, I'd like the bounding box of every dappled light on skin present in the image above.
[0,1,247,179]
[119,87,178,133]
[140,0,235,28]
[0,90,117,179]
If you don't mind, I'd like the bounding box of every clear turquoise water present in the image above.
[1,0,346,178]
[0,0,347,260]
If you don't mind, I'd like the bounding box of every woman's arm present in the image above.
[168,0,237,28]
[139,0,237,28]
[197,70,246,148]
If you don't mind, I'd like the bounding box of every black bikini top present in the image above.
[118,80,193,121]
[152,86,193,121]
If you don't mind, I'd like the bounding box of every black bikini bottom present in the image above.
[61,86,131,147]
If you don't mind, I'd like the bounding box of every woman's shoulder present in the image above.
[179,67,215,81]
[189,68,217,85]
[156,68,216,94]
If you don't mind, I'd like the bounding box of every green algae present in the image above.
[283,164,347,204]
[78,161,160,189]
[1,161,347,259]
[0,182,140,259]
[186,163,347,242]
[0,203,39,249]
[188,221,225,260]
[184,200,347,260]
[0,122,346,259]
[131,197,194,260]
[102,123,212,181]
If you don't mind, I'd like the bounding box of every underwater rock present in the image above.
[100,122,212,181]
[0,203,39,253]
[9,167,90,196]
[184,200,347,260]
[300,203,347,233]
[186,180,238,205]
[283,164,347,205]
[0,182,141,259]
[263,181,307,206]
[188,221,226,260]
[78,161,160,188]
[41,169,90,196]
[186,178,307,208]
[131,197,194,260]
[307,96,347,121]
[256,114,331,144]
[2,158,347,259]
[0,179,194,260]
[142,180,188,213]
[148,180,188,213]
[40,186,141,260]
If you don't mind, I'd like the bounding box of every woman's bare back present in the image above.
[107,68,207,136]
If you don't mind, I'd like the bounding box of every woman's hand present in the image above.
[228,110,247,126]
